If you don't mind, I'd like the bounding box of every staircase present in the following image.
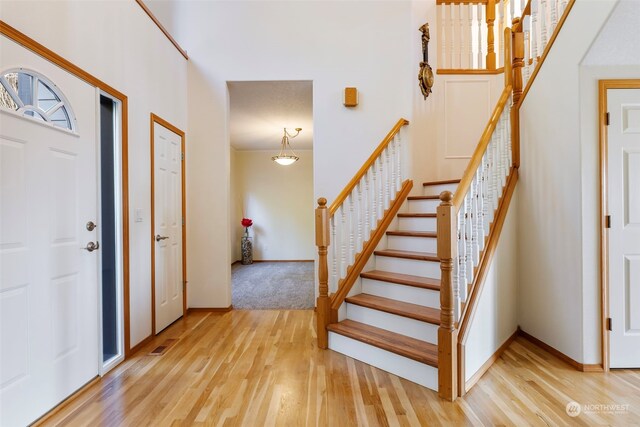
[315,0,576,401]
[327,179,459,390]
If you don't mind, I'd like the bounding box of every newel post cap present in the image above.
[439,191,454,204]
[317,197,327,207]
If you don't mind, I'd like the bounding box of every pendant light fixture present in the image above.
[272,127,302,166]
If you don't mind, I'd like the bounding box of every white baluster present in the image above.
[458,202,467,292]
[506,102,513,169]
[482,150,491,236]
[364,171,371,240]
[492,137,499,211]
[348,194,355,262]
[390,140,397,198]
[540,0,548,50]
[441,4,448,69]
[477,158,485,248]
[457,4,463,68]
[550,0,558,35]
[531,0,539,62]
[560,0,568,16]
[396,131,403,187]
[472,173,480,266]
[523,15,531,84]
[331,216,337,290]
[510,0,515,24]
[340,206,347,278]
[477,3,483,68]
[465,4,473,69]
[497,0,503,68]
[371,159,378,228]
[449,5,456,69]
[356,182,363,251]
[385,146,392,205]
[465,191,474,286]
[378,156,384,217]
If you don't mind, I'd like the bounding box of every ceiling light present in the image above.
[272,127,301,166]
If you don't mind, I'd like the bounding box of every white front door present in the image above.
[153,122,183,333]
[0,37,99,426]
[608,87,640,369]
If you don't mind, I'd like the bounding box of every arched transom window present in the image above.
[0,69,77,131]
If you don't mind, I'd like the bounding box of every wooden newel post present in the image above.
[316,197,331,350]
[512,18,524,105]
[437,191,458,401]
[486,0,496,70]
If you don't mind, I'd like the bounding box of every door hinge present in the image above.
[606,112,610,126]
[605,215,611,228]
[182,217,185,226]
[181,152,184,161]
[607,317,612,331]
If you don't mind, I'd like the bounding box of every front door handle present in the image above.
[83,241,100,252]
[155,235,169,242]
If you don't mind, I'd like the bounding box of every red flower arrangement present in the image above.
[241,218,253,237]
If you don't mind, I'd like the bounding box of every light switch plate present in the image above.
[135,208,144,223]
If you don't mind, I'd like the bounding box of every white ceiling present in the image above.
[228,80,313,151]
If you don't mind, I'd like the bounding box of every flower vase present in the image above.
[241,236,253,265]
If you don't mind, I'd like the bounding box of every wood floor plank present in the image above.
[37,310,640,426]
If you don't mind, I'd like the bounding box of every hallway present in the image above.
[37,310,640,426]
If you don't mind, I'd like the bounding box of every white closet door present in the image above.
[608,88,640,368]
[153,122,183,333]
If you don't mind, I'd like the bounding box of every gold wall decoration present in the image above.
[418,23,434,99]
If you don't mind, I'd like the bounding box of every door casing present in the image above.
[150,113,187,335]
[598,79,640,371]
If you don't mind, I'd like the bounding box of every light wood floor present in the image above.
[39,310,640,426]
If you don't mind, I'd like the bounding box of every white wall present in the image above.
[465,188,518,381]
[517,0,619,364]
[233,150,314,261]
[155,1,416,308]
[0,1,188,347]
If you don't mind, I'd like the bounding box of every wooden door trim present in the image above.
[0,21,133,357]
[598,79,640,372]
[150,113,187,335]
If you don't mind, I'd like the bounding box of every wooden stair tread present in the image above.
[346,293,441,325]
[422,179,460,186]
[328,320,438,367]
[386,230,437,238]
[360,270,440,291]
[407,195,441,200]
[397,213,437,218]
[374,249,439,262]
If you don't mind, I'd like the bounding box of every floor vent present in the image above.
[149,339,178,356]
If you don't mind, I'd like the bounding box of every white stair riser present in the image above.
[375,255,440,279]
[346,304,438,344]
[408,199,440,213]
[423,183,458,197]
[329,332,438,391]
[361,278,440,309]
[398,217,436,232]
[387,235,437,253]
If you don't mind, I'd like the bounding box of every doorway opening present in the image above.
[99,93,124,372]
[228,80,315,309]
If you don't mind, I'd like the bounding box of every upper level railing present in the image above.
[437,0,526,71]
[315,119,410,348]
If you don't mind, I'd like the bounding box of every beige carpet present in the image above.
[231,262,315,309]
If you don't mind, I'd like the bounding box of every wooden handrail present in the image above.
[329,180,413,316]
[329,119,409,216]
[452,84,512,210]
